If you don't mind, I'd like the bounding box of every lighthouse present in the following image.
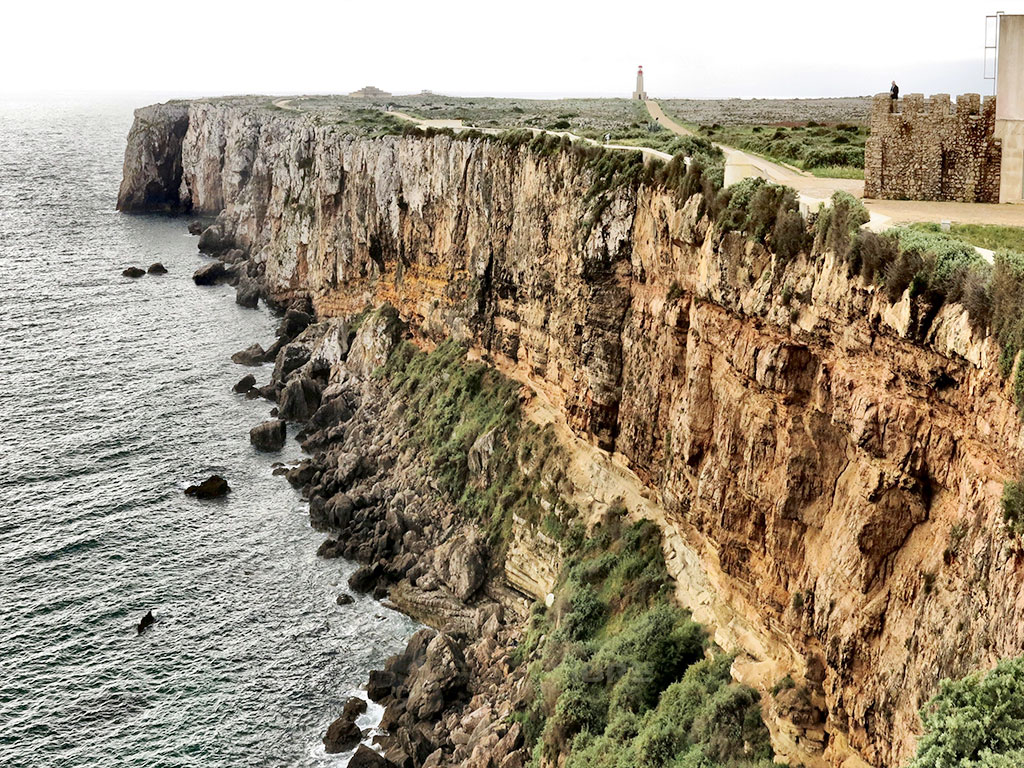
[632,65,647,100]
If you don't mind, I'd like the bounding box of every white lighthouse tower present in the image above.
[632,65,647,100]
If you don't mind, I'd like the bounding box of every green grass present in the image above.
[381,336,567,557]
[808,164,865,179]
[908,222,1024,253]
[695,122,866,178]
[514,515,776,768]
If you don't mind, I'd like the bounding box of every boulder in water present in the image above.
[187,219,205,235]
[366,670,395,702]
[197,224,231,254]
[136,609,155,634]
[336,593,355,606]
[235,275,260,308]
[193,261,234,286]
[233,373,256,394]
[184,475,231,499]
[147,262,168,274]
[347,745,391,767]
[250,419,286,452]
[323,714,362,754]
[231,343,265,366]
[122,266,145,278]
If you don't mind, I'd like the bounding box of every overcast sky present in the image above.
[1,1,1019,100]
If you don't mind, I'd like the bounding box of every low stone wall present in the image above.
[864,92,1001,203]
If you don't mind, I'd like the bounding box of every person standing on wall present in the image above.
[890,80,899,100]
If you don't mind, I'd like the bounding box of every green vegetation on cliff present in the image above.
[381,339,568,558]
[381,339,774,767]
[512,513,775,768]
[837,212,1024,415]
[908,657,1024,768]
[908,222,1024,254]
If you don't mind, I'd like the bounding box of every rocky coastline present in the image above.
[119,99,1024,768]
[205,247,545,767]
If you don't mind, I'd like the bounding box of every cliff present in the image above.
[120,101,1024,768]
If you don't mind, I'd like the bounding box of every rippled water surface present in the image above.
[0,98,417,767]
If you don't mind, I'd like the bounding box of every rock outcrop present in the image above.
[184,474,231,499]
[249,419,286,451]
[117,102,190,213]
[119,101,1024,768]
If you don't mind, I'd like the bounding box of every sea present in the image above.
[0,96,418,768]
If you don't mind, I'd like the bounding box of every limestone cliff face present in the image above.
[120,103,1024,768]
[117,103,190,212]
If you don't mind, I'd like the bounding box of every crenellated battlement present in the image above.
[864,92,1000,202]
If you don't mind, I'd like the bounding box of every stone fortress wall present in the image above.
[864,92,1002,203]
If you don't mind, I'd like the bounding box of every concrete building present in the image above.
[996,14,1024,203]
[349,86,392,99]
[632,66,647,100]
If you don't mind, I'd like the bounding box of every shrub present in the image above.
[908,656,1024,768]
[1003,478,1024,536]
[954,265,993,331]
[561,581,606,641]
[747,183,797,244]
[991,251,1024,377]
[850,230,899,283]
[519,519,776,768]
[713,178,807,260]
[773,208,808,261]
[772,675,796,696]
[691,684,770,762]
[884,249,924,302]
[802,145,864,168]
[892,227,984,301]
[715,177,766,232]
[815,191,869,261]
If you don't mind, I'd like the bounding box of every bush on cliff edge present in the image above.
[908,657,1024,768]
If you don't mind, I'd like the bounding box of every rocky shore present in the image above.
[189,221,539,764]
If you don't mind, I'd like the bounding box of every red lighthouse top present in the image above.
[638,65,643,72]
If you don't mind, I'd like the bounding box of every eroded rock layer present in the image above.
[120,101,1024,768]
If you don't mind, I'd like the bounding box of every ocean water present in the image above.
[0,98,418,767]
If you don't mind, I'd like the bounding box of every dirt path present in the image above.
[271,98,299,112]
[388,110,674,163]
[646,99,1024,229]
[645,100,863,197]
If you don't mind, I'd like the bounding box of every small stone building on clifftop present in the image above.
[864,93,1002,203]
[864,13,1024,204]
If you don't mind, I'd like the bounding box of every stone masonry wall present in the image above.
[864,92,1001,203]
